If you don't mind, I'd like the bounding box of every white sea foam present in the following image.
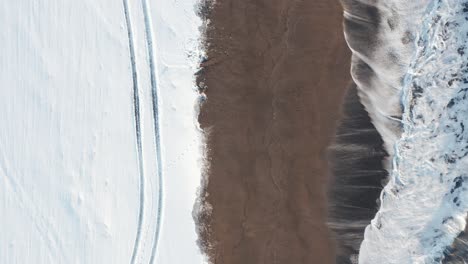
[343,0,431,168]
[359,1,468,263]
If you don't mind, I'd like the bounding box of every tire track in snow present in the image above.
[139,0,164,262]
[122,0,147,263]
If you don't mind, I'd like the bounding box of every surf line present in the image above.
[122,0,147,263]
[139,0,165,263]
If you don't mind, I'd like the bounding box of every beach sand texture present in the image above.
[195,1,352,263]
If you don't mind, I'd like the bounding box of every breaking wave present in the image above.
[332,0,468,263]
[360,1,468,263]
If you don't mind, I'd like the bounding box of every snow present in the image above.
[0,0,205,263]
[151,0,206,263]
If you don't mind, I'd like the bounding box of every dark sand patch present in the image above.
[195,1,351,263]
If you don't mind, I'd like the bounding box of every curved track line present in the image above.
[139,0,165,262]
[122,0,147,263]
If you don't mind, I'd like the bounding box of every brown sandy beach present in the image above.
[196,1,351,263]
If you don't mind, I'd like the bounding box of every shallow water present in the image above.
[328,83,388,264]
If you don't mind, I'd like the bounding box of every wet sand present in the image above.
[196,1,351,263]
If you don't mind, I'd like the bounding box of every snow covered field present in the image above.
[0,0,205,263]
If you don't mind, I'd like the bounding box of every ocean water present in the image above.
[328,83,389,263]
[360,1,468,263]
[335,0,468,263]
